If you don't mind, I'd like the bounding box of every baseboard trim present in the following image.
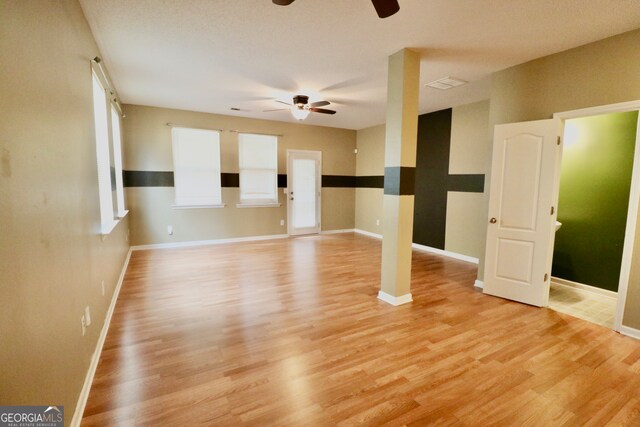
[551,276,618,299]
[70,247,132,427]
[619,325,640,340]
[131,234,290,251]
[320,228,356,235]
[474,280,484,289]
[354,228,383,239]
[353,229,479,264]
[377,291,413,306]
[411,243,479,264]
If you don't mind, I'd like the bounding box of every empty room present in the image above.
[3,1,640,426]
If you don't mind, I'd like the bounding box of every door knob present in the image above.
[290,197,294,201]
[489,218,497,224]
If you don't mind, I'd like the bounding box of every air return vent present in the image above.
[425,77,468,90]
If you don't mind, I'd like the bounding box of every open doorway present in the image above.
[482,100,640,335]
[549,110,639,328]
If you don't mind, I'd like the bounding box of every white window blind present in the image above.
[92,72,116,234]
[172,127,222,206]
[238,133,278,204]
[111,105,126,217]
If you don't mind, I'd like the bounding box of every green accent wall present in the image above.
[552,111,638,292]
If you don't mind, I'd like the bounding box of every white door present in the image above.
[483,119,563,306]
[287,150,321,235]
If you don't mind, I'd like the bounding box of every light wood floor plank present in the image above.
[83,233,640,426]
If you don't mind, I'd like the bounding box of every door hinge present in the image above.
[544,273,548,282]
[557,136,561,145]
[550,206,555,215]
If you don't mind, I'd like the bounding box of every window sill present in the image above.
[172,204,226,209]
[236,203,281,208]
[117,210,129,219]
[100,219,119,237]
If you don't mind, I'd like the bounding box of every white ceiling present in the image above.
[79,0,640,130]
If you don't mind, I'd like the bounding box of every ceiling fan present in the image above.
[272,0,400,19]
[264,95,336,120]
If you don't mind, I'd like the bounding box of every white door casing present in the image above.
[483,119,563,307]
[287,150,322,236]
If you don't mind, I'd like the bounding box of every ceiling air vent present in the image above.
[425,77,468,90]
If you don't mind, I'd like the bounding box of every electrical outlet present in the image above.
[376,219,380,226]
[167,225,173,235]
[280,219,285,226]
[84,306,92,326]
[81,315,87,336]
[101,280,105,296]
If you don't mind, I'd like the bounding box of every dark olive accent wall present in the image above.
[356,175,385,188]
[321,175,357,187]
[413,108,486,249]
[124,170,174,187]
[124,171,361,189]
[384,167,416,195]
[552,111,638,292]
[414,109,452,249]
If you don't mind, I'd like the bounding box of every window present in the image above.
[92,72,116,234]
[92,68,127,234]
[111,105,126,218]
[171,127,222,207]
[238,133,278,206]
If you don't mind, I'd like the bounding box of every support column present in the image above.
[378,48,420,306]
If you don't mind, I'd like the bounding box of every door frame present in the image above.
[553,100,640,333]
[286,149,322,236]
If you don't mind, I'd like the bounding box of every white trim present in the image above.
[172,204,226,209]
[71,247,132,427]
[320,229,356,235]
[553,100,640,120]
[411,243,479,264]
[550,276,618,299]
[474,280,484,289]
[131,234,289,251]
[615,111,640,331]
[619,325,640,340]
[236,203,281,208]
[286,150,322,236]
[553,101,640,333]
[377,291,413,306]
[353,229,480,264]
[354,228,383,239]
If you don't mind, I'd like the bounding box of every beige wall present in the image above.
[123,105,356,245]
[0,1,130,424]
[355,124,385,234]
[484,29,640,329]
[445,100,491,258]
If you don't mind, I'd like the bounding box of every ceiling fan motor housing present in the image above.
[293,95,309,107]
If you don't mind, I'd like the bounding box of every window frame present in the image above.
[237,133,280,207]
[91,60,128,236]
[171,126,224,209]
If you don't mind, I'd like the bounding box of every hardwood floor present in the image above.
[82,233,640,426]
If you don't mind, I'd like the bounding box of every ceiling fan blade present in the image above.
[275,100,292,106]
[272,0,295,5]
[263,108,289,112]
[371,0,400,18]
[309,100,330,108]
[309,107,336,115]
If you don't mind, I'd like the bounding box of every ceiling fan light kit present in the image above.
[291,108,310,120]
[264,94,336,121]
[271,0,400,19]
